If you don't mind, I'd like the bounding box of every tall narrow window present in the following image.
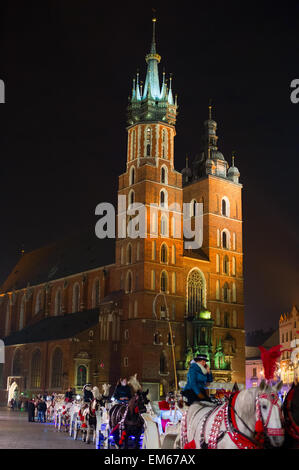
[146,127,151,156]
[217,229,220,247]
[134,300,138,318]
[54,289,62,316]
[126,271,133,293]
[160,190,165,207]
[233,233,236,250]
[131,130,136,160]
[162,129,167,159]
[222,199,227,216]
[129,190,135,207]
[161,166,166,184]
[136,242,140,261]
[223,256,229,275]
[222,231,228,249]
[232,283,237,302]
[13,349,22,376]
[216,280,220,300]
[172,272,176,294]
[19,296,25,330]
[120,246,124,265]
[232,310,237,328]
[129,166,135,185]
[161,271,168,292]
[35,291,43,315]
[223,283,229,302]
[160,352,167,374]
[232,257,236,276]
[31,350,42,389]
[127,243,132,264]
[92,279,101,308]
[216,254,220,273]
[72,283,80,313]
[161,243,168,263]
[51,348,63,388]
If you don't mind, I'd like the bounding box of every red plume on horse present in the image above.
[258,344,284,381]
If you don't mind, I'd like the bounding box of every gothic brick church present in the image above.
[0,18,245,404]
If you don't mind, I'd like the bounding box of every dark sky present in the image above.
[0,1,298,332]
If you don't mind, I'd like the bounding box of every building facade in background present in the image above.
[0,18,245,404]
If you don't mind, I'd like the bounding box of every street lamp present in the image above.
[153,292,178,392]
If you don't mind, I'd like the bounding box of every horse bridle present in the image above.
[229,391,284,443]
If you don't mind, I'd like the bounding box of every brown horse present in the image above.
[282,382,299,448]
[109,390,149,448]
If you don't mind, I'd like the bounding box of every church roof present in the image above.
[3,308,100,346]
[0,231,115,294]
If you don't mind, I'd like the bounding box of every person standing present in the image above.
[83,384,94,403]
[65,387,73,402]
[28,399,36,422]
[182,354,213,405]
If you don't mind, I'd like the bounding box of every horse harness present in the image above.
[188,391,284,449]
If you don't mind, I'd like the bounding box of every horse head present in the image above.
[102,383,111,398]
[128,373,142,394]
[255,380,284,447]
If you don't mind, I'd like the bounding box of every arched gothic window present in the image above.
[161,271,168,292]
[223,283,229,303]
[187,269,205,315]
[127,243,132,264]
[162,129,167,159]
[35,291,43,315]
[146,127,151,156]
[129,166,135,185]
[223,255,229,275]
[126,271,133,293]
[54,289,62,316]
[31,350,41,388]
[161,166,167,184]
[19,296,25,330]
[51,348,63,388]
[92,279,101,308]
[72,283,80,313]
[161,243,168,263]
[13,349,22,376]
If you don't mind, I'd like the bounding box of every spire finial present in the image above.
[208,98,213,120]
[232,150,236,166]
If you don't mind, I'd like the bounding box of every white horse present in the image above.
[69,398,83,438]
[182,381,284,449]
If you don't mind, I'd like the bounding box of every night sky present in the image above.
[0,1,298,332]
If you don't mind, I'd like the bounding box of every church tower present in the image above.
[182,104,245,385]
[112,17,186,398]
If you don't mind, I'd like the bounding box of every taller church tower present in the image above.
[111,17,187,398]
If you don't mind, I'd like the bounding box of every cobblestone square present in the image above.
[0,408,92,449]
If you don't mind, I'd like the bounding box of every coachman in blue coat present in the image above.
[182,354,213,405]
